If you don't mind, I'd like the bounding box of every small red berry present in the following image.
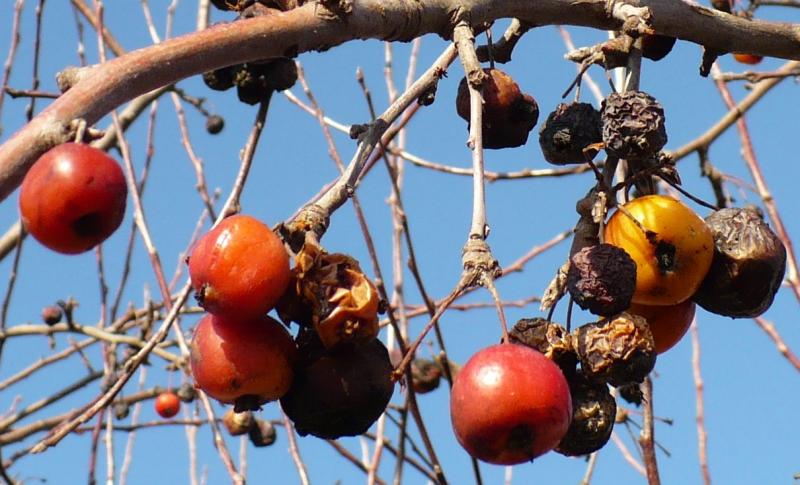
[155,391,181,419]
[733,53,763,65]
[19,143,127,254]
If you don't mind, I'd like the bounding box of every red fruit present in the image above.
[733,53,763,65]
[189,313,297,409]
[450,343,572,465]
[629,299,696,354]
[155,391,181,419]
[188,214,290,320]
[19,143,127,254]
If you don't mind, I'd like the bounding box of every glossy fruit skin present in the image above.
[155,391,181,419]
[450,343,572,465]
[629,299,696,354]
[190,313,297,407]
[733,53,763,65]
[19,143,127,254]
[604,195,714,306]
[189,214,290,320]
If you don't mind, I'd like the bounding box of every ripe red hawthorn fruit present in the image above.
[19,142,127,254]
[190,313,297,410]
[154,391,181,419]
[450,343,572,465]
[188,214,290,320]
[733,53,763,65]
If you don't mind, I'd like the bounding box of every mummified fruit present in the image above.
[280,332,394,439]
[601,91,667,160]
[223,409,255,436]
[456,69,539,149]
[450,343,572,465]
[568,244,637,317]
[249,419,277,447]
[410,358,443,394]
[538,102,602,165]
[693,207,786,317]
[508,317,578,374]
[555,372,616,456]
[641,34,677,61]
[277,242,380,349]
[574,312,656,387]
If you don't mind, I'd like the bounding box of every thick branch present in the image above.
[1,0,800,201]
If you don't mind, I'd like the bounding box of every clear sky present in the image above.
[1,2,799,485]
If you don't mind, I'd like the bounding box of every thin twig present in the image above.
[690,322,711,485]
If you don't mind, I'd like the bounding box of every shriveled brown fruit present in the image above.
[277,242,380,350]
[249,419,277,447]
[617,382,643,406]
[223,409,255,436]
[508,317,577,374]
[568,244,637,317]
[410,358,443,394]
[41,305,63,325]
[601,91,667,160]
[694,207,786,318]
[641,34,677,61]
[280,332,394,439]
[555,372,616,456]
[539,102,602,165]
[574,312,656,387]
[202,66,236,91]
[456,69,539,149]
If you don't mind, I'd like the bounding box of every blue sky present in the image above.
[1,2,799,484]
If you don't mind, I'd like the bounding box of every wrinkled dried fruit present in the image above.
[280,334,394,439]
[249,419,277,447]
[202,66,236,91]
[223,409,255,436]
[641,34,677,61]
[568,244,637,317]
[574,312,656,387]
[176,382,197,403]
[694,207,786,317]
[617,382,643,406]
[601,91,667,160]
[277,242,380,349]
[206,115,225,135]
[508,317,577,373]
[410,358,442,394]
[555,372,616,456]
[456,69,539,149]
[263,58,298,92]
[539,102,602,165]
[114,401,130,420]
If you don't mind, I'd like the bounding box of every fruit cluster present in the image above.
[186,214,393,439]
[448,69,787,464]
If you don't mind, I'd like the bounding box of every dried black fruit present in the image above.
[601,91,667,160]
[694,207,786,317]
[249,419,277,447]
[206,115,225,135]
[202,66,236,92]
[41,305,63,325]
[574,312,656,387]
[410,358,442,394]
[264,58,298,92]
[555,372,616,456]
[234,64,271,105]
[113,401,130,420]
[509,317,578,373]
[539,102,602,165]
[711,0,732,13]
[641,34,677,61]
[617,382,643,406]
[176,382,197,403]
[280,334,394,439]
[568,244,637,317]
